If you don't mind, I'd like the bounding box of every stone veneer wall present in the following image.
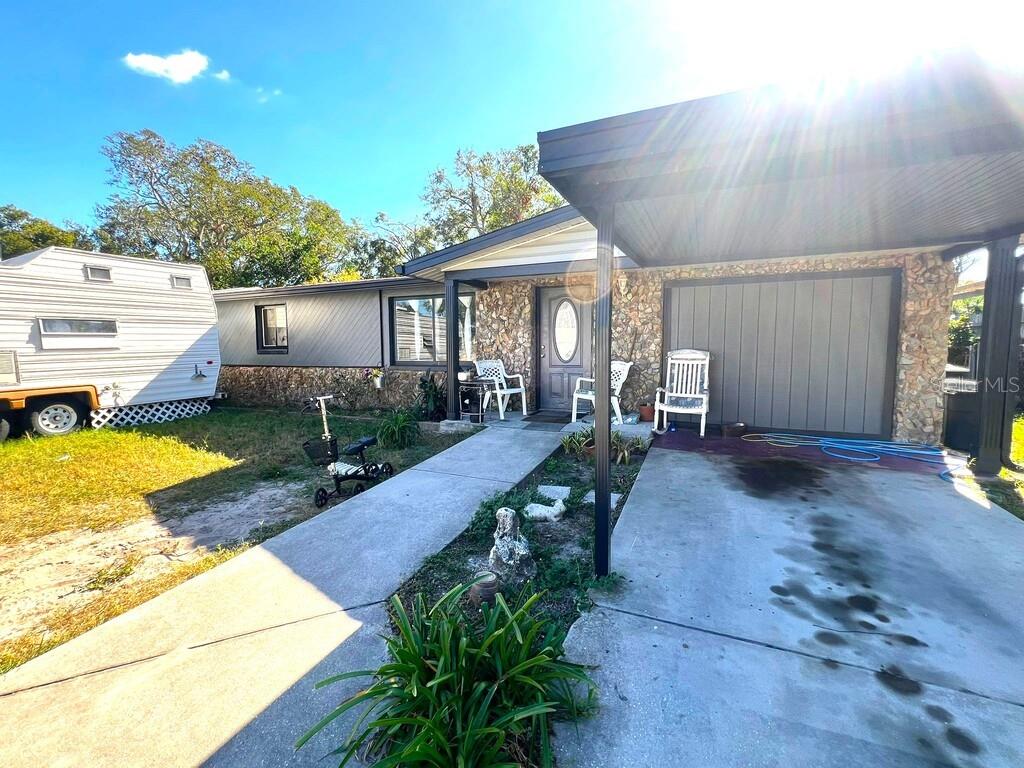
[218,365,427,411]
[473,251,956,443]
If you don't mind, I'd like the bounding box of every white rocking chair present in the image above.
[475,359,528,420]
[571,360,633,425]
[653,349,710,437]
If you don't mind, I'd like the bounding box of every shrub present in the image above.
[560,426,594,459]
[417,373,447,422]
[296,581,596,767]
[376,410,420,449]
[562,427,650,464]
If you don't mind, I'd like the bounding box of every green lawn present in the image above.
[971,414,1024,523]
[0,407,464,547]
[0,408,467,673]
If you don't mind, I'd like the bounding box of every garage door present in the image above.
[664,270,900,437]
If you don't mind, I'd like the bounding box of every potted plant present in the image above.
[362,367,384,390]
[638,402,655,422]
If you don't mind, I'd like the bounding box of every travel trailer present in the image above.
[0,247,220,438]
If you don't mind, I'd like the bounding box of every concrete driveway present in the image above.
[555,447,1024,767]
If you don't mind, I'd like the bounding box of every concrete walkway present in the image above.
[0,426,560,768]
[555,448,1024,767]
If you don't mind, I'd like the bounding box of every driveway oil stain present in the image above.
[734,457,826,498]
[813,630,848,646]
[925,705,953,723]
[945,726,982,755]
[846,594,879,613]
[875,665,923,696]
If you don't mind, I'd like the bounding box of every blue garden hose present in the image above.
[740,432,969,480]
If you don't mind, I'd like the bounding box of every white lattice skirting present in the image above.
[90,398,211,429]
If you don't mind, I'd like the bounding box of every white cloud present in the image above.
[255,86,283,104]
[122,49,209,84]
[214,69,231,81]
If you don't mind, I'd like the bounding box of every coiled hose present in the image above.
[740,432,968,480]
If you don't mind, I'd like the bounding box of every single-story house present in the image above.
[214,276,475,409]
[215,207,952,444]
[217,55,1024,574]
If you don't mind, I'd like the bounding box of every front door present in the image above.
[538,286,592,411]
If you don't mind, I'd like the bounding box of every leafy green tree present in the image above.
[422,145,563,247]
[0,205,85,258]
[349,212,434,278]
[948,296,982,366]
[95,130,355,288]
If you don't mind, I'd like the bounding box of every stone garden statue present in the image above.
[488,507,535,584]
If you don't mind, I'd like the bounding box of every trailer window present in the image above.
[40,318,118,335]
[256,304,288,353]
[84,265,112,282]
[171,275,192,289]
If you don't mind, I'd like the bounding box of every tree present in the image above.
[95,130,355,288]
[422,145,563,247]
[948,296,982,366]
[349,212,434,279]
[0,205,85,259]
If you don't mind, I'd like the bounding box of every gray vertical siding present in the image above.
[665,270,899,437]
[216,291,383,366]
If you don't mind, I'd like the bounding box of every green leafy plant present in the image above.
[376,410,420,449]
[297,581,596,767]
[562,427,649,464]
[417,373,447,422]
[560,426,595,460]
[611,433,652,465]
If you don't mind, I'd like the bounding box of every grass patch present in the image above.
[397,448,641,635]
[0,407,467,672]
[0,407,467,546]
[957,414,1024,523]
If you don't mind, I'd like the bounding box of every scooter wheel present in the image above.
[314,488,329,508]
[380,462,394,478]
[352,483,366,495]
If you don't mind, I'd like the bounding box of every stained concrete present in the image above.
[0,426,560,767]
[555,448,1024,767]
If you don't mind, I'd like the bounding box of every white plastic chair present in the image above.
[475,360,527,420]
[571,361,633,425]
[653,349,710,437]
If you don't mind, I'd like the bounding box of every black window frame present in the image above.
[388,293,475,369]
[255,303,289,355]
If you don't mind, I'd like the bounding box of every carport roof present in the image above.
[538,53,1024,266]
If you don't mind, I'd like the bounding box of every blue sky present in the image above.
[2,1,1018,232]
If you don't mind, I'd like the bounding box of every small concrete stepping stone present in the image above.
[537,484,571,502]
[583,490,623,507]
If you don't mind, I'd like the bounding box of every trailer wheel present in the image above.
[352,483,365,496]
[0,417,9,443]
[314,488,329,508]
[380,462,394,478]
[28,399,85,437]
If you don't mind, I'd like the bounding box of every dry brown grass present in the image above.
[0,546,239,673]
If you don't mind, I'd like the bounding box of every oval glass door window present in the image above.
[553,299,578,362]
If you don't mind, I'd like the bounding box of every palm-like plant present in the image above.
[296,581,596,767]
[376,409,420,449]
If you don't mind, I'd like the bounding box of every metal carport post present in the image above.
[976,235,1024,474]
[445,277,461,420]
[593,206,615,577]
